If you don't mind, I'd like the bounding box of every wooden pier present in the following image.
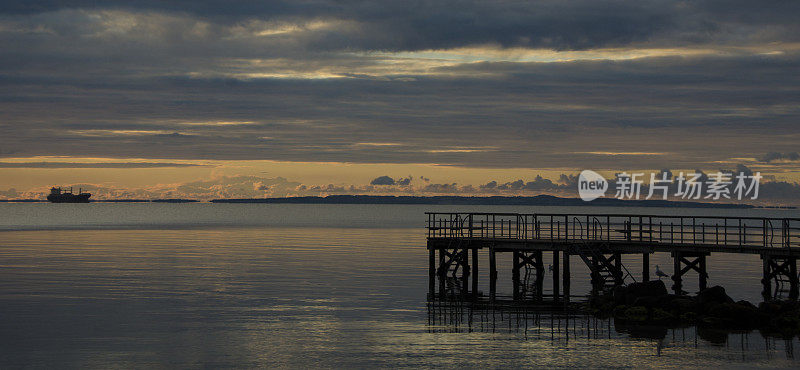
[426,213,800,302]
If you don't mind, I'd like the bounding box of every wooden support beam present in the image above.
[642,253,650,282]
[553,250,560,301]
[762,255,799,301]
[671,252,709,295]
[699,254,708,290]
[679,257,701,276]
[472,248,478,301]
[506,250,546,301]
[762,254,771,301]
[429,248,435,299]
[672,253,682,295]
[438,247,446,297]
[489,247,497,302]
[462,249,469,298]
[613,253,623,286]
[535,251,544,300]
[512,251,520,300]
[563,252,570,303]
[790,258,799,300]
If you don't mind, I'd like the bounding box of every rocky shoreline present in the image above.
[588,280,800,338]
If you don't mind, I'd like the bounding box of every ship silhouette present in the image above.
[47,187,91,203]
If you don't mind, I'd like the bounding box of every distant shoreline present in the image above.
[0,195,795,209]
[211,195,764,208]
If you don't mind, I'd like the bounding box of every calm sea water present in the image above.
[0,203,798,367]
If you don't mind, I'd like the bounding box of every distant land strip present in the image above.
[210,195,762,208]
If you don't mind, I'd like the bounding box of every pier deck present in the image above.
[426,213,800,302]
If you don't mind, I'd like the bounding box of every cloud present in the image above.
[173,175,300,198]
[760,152,800,163]
[396,175,412,186]
[481,176,570,192]
[420,183,459,193]
[3,1,799,52]
[0,188,18,198]
[370,175,395,185]
[1,52,798,169]
[0,2,797,173]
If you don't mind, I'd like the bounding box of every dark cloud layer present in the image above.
[3,1,798,51]
[0,1,798,172]
[2,54,798,169]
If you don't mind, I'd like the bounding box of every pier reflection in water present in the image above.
[427,300,798,361]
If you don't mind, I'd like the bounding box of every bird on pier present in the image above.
[655,265,669,279]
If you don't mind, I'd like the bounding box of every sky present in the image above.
[1,1,799,203]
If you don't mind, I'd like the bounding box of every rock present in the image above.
[615,280,668,305]
[589,295,615,314]
[706,302,760,328]
[612,305,629,318]
[668,297,697,314]
[631,296,659,308]
[697,286,734,310]
[758,301,783,314]
[760,300,800,314]
[596,282,795,333]
[769,314,800,337]
[679,311,698,323]
[737,300,757,310]
[632,294,681,309]
[654,294,684,307]
[622,306,649,322]
[651,308,676,323]
[612,285,628,305]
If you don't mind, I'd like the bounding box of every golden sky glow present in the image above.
[1,155,799,201]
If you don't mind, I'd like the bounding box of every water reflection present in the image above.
[427,300,799,361]
[1,205,799,367]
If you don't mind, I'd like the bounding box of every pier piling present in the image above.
[489,247,497,301]
[762,255,799,300]
[671,251,709,295]
[562,252,570,303]
[472,248,478,301]
[552,251,560,301]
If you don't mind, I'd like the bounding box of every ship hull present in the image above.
[47,194,91,203]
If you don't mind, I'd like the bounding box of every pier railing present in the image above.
[426,213,800,249]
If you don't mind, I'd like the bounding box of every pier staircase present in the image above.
[518,252,545,300]
[574,242,634,292]
[438,239,470,297]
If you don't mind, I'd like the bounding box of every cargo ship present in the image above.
[47,187,91,203]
